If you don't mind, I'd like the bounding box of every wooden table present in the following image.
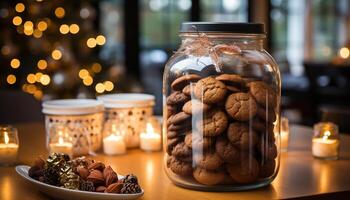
[1,123,350,200]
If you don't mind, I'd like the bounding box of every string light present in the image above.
[96,35,106,45]
[40,74,50,85]
[83,76,93,86]
[51,49,62,60]
[27,74,36,84]
[55,7,65,18]
[34,90,43,100]
[37,60,47,70]
[7,74,16,84]
[26,84,37,94]
[33,29,42,38]
[24,21,33,30]
[59,24,69,34]
[10,58,20,69]
[37,21,48,31]
[104,81,114,91]
[86,38,96,48]
[69,24,79,34]
[339,47,350,59]
[95,83,105,93]
[15,3,25,13]
[78,69,89,79]
[12,16,22,26]
[35,72,43,82]
[91,63,102,73]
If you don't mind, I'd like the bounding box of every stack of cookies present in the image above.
[165,73,278,186]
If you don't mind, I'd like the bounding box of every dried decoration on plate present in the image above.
[28,153,142,194]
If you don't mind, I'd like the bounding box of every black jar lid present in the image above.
[180,22,265,34]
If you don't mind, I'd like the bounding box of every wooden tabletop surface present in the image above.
[1,122,350,200]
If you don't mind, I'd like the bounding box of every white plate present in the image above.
[15,165,144,200]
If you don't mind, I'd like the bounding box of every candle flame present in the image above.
[4,132,9,144]
[146,123,154,134]
[58,137,64,144]
[322,130,331,140]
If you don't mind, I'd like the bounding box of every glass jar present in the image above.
[42,99,104,156]
[97,93,155,148]
[163,22,281,191]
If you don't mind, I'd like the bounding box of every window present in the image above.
[201,0,248,22]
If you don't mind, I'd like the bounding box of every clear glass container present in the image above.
[0,125,19,166]
[312,122,340,160]
[163,22,281,191]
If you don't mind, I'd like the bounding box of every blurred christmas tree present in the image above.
[0,0,127,100]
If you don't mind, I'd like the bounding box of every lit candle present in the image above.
[0,131,19,165]
[103,124,126,155]
[140,123,161,151]
[49,132,73,156]
[312,131,340,158]
[280,130,289,152]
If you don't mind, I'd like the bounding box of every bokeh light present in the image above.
[59,24,69,34]
[51,49,62,60]
[83,76,93,86]
[95,83,105,93]
[37,60,47,70]
[37,21,48,31]
[339,47,350,59]
[7,74,16,84]
[10,58,20,69]
[55,7,65,18]
[104,81,114,91]
[27,74,36,84]
[12,16,22,26]
[69,24,79,34]
[96,35,106,45]
[79,69,89,79]
[91,63,102,73]
[33,29,42,38]
[87,38,96,48]
[40,74,50,85]
[15,3,25,13]
[35,72,43,82]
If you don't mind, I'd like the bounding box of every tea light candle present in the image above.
[140,123,161,151]
[49,137,73,156]
[0,131,18,165]
[312,131,340,158]
[103,134,126,155]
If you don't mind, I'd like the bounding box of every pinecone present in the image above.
[80,181,95,192]
[120,183,142,194]
[122,174,138,184]
[46,153,70,171]
[42,167,60,186]
[59,164,81,190]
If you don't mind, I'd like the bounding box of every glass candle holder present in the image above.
[48,125,73,157]
[140,117,162,152]
[103,120,127,155]
[312,122,340,160]
[0,125,19,166]
[280,117,290,152]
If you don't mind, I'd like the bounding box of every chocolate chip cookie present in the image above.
[226,156,259,184]
[225,92,257,121]
[166,137,183,155]
[182,99,210,115]
[171,74,201,91]
[248,81,277,108]
[184,133,214,150]
[259,159,276,178]
[227,122,258,150]
[194,77,227,104]
[194,152,223,170]
[193,168,226,186]
[167,112,190,126]
[167,156,193,176]
[256,106,277,123]
[215,74,245,87]
[172,142,192,158]
[182,83,196,96]
[197,110,228,137]
[167,91,189,105]
[215,137,240,163]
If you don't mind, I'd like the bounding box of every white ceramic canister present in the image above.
[42,99,104,156]
[97,93,155,148]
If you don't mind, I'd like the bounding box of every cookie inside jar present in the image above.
[163,22,281,191]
